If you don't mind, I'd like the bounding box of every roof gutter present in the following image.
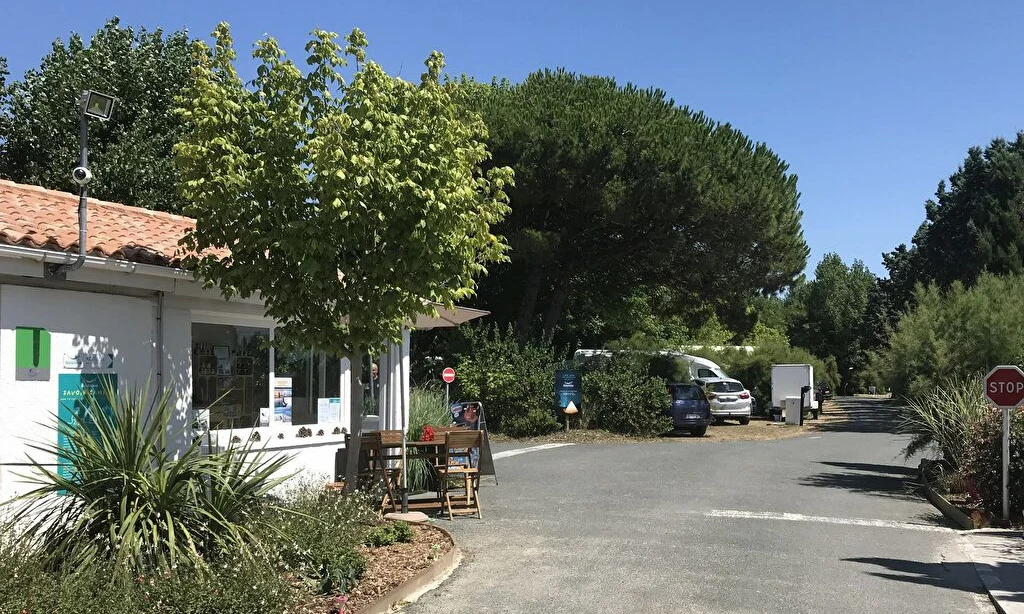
[0,243,192,280]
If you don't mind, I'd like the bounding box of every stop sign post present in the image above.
[984,365,1024,521]
[442,367,456,409]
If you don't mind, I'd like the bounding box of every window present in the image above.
[696,368,717,378]
[670,384,704,401]
[192,323,270,429]
[708,381,745,393]
[274,348,343,425]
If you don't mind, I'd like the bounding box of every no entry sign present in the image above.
[442,367,457,384]
[985,365,1024,409]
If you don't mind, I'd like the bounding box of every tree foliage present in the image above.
[880,274,1024,398]
[0,18,194,213]
[465,70,808,342]
[174,24,512,359]
[883,132,1024,312]
[787,253,875,383]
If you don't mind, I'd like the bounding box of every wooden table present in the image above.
[382,440,444,512]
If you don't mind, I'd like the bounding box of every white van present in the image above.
[572,350,728,380]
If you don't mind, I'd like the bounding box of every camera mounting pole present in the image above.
[45,90,115,280]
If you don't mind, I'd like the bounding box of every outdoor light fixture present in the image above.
[45,89,118,280]
[80,90,116,121]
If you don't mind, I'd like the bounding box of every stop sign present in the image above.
[984,365,1024,408]
[441,367,456,384]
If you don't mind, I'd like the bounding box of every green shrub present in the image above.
[405,386,452,491]
[456,325,561,436]
[900,374,988,467]
[963,408,1024,515]
[260,480,377,594]
[365,521,415,547]
[882,274,1024,398]
[582,354,672,436]
[4,381,292,577]
[0,535,293,614]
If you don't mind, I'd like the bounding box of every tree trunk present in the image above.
[541,263,575,338]
[343,348,365,494]
[516,263,546,342]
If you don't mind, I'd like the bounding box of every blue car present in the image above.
[666,382,712,436]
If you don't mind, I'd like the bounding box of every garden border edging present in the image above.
[919,459,975,530]
[354,523,462,614]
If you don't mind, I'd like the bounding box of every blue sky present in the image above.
[3,1,1023,277]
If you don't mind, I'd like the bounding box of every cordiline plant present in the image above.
[3,380,293,576]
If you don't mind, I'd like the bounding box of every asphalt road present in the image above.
[407,398,991,614]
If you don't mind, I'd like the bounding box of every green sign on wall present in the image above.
[57,373,117,481]
[15,327,50,381]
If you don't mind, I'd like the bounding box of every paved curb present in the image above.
[354,523,462,614]
[919,460,975,530]
[961,530,1024,614]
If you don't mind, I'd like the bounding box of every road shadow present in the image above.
[811,397,904,434]
[797,460,920,501]
[844,557,990,601]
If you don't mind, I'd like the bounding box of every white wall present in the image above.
[0,284,168,500]
[0,280,360,502]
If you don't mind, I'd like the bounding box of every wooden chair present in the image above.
[376,430,405,513]
[340,432,387,495]
[436,430,483,520]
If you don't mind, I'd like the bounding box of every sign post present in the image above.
[983,365,1024,521]
[442,367,457,409]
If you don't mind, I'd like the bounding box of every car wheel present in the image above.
[691,426,708,437]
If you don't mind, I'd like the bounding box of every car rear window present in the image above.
[708,381,744,393]
[671,385,704,401]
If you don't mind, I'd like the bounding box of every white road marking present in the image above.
[493,443,575,459]
[702,509,956,533]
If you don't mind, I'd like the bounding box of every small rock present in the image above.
[384,511,430,523]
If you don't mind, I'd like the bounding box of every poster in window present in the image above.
[273,377,293,424]
[317,397,342,424]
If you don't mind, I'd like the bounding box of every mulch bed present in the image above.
[346,523,453,612]
[292,523,453,614]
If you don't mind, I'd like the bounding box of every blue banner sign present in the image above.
[555,369,582,409]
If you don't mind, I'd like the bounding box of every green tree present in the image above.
[466,70,808,342]
[0,18,194,213]
[173,24,512,487]
[882,132,1024,312]
[881,274,1024,397]
[788,253,875,386]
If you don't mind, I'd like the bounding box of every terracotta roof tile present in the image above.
[0,179,212,267]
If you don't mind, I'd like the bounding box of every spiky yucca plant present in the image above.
[4,380,293,576]
[901,373,988,468]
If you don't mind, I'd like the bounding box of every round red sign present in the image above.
[984,365,1024,408]
[442,367,456,384]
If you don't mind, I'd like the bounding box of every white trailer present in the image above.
[770,364,815,410]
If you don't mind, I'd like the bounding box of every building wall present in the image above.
[0,283,178,500]
[0,279,364,503]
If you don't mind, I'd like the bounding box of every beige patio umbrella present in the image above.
[411,303,490,329]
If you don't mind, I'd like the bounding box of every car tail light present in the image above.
[739,392,750,399]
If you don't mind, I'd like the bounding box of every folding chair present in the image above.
[436,430,483,520]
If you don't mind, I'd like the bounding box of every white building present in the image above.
[0,179,482,502]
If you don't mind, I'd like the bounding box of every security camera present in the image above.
[71,166,93,186]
